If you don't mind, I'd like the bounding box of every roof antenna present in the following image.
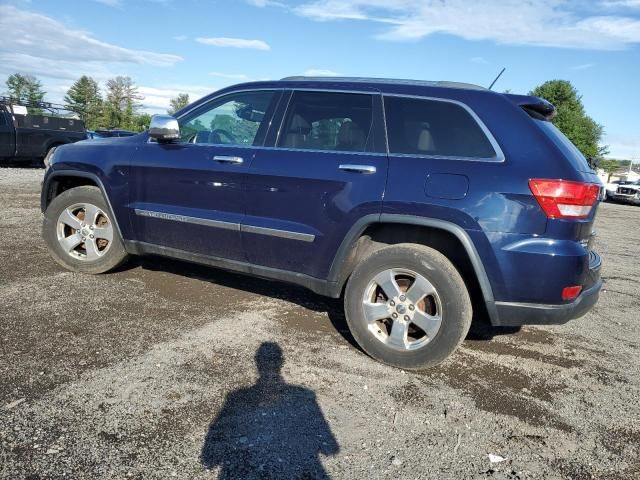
[488,67,506,90]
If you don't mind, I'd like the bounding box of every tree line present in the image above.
[3,73,190,132]
[3,74,610,162]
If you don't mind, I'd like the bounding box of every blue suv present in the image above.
[41,77,603,369]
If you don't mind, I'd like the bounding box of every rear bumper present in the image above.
[492,251,602,327]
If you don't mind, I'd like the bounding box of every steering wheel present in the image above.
[210,129,236,144]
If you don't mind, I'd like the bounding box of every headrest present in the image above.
[417,128,435,152]
[337,121,365,149]
[288,114,311,134]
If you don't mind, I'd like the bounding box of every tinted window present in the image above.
[535,120,592,172]
[384,96,497,158]
[0,114,6,126]
[278,91,374,153]
[181,91,275,146]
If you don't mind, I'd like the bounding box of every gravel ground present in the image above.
[0,167,638,480]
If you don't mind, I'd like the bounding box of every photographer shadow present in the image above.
[200,342,339,479]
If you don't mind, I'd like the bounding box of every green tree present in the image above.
[599,159,620,182]
[64,76,102,129]
[102,76,142,129]
[5,73,46,114]
[168,93,189,115]
[530,80,608,159]
[131,113,152,132]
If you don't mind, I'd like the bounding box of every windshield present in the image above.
[535,120,592,172]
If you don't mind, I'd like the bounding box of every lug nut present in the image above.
[390,300,395,306]
[81,223,86,228]
[81,237,86,241]
[399,295,406,302]
[89,225,94,230]
[392,313,398,319]
[89,234,94,239]
[409,304,415,311]
[404,315,410,321]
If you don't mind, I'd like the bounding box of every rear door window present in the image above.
[277,91,375,153]
[384,96,498,159]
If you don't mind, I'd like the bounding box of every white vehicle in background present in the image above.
[611,180,640,205]
[604,180,630,200]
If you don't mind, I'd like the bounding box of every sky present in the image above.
[0,0,639,159]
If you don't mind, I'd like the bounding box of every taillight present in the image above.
[529,179,600,219]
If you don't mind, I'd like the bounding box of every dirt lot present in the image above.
[0,167,638,479]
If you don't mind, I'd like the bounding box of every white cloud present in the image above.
[208,72,250,80]
[0,5,182,72]
[293,0,640,50]
[471,57,489,64]
[601,0,640,8]
[303,69,342,76]
[572,63,596,70]
[196,37,270,50]
[173,35,188,41]
[137,85,214,112]
[0,53,116,82]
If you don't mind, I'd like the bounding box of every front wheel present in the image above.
[344,244,472,370]
[42,186,128,274]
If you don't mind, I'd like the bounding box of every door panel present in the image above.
[242,90,388,279]
[128,90,279,261]
[129,143,252,261]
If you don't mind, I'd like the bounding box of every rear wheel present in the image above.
[42,186,128,273]
[344,244,472,369]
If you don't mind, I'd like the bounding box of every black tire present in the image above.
[42,186,128,274]
[344,244,472,370]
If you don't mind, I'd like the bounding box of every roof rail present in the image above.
[279,76,486,91]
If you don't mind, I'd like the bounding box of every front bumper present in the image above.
[611,193,640,205]
[493,251,602,327]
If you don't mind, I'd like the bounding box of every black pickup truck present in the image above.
[0,97,86,166]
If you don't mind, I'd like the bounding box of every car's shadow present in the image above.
[119,255,359,347]
[117,255,516,351]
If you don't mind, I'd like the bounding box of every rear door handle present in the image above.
[214,155,244,165]
[339,164,376,174]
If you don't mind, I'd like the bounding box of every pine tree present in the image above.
[64,76,102,129]
[5,73,46,114]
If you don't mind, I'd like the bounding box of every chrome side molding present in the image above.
[134,209,315,242]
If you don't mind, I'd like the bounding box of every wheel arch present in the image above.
[328,214,498,324]
[41,170,124,241]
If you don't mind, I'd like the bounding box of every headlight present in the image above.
[44,147,57,170]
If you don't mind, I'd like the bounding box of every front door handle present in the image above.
[214,155,244,165]
[339,164,376,174]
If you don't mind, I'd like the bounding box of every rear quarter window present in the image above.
[384,96,498,159]
[535,120,592,172]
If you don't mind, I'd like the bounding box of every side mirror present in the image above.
[149,115,180,142]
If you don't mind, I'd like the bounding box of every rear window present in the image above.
[535,120,592,172]
[384,96,497,159]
